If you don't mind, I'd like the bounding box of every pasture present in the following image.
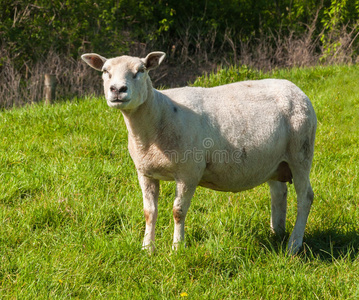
[0,65,358,298]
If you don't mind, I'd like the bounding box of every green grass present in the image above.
[1,64,359,298]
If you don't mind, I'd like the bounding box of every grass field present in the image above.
[0,65,358,298]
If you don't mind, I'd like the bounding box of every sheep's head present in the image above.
[81,52,166,110]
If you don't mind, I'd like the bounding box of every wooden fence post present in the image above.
[44,74,57,104]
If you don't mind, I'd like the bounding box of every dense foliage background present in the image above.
[2,0,359,63]
[1,0,359,107]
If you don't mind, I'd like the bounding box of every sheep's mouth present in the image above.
[110,99,129,103]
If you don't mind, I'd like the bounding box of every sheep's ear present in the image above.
[142,52,166,71]
[81,53,107,71]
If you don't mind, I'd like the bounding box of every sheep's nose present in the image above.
[110,85,127,94]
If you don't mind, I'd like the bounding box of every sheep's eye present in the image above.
[134,68,145,78]
[103,69,111,78]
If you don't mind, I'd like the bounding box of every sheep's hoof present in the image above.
[287,238,302,255]
[142,242,156,255]
[271,227,286,240]
[172,242,186,251]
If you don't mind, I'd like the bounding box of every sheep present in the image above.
[81,51,317,254]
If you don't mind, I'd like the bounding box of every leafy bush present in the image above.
[1,0,359,107]
[2,0,359,68]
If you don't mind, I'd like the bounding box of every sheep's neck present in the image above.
[122,87,166,151]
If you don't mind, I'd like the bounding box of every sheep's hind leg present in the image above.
[139,174,159,253]
[268,180,288,238]
[288,168,314,255]
[172,181,197,250]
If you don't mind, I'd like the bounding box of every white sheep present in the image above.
[81,52,317,254]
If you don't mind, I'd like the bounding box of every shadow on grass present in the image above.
[260,229,359,262]
[302,229,359,261]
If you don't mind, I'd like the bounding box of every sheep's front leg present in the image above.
[172,181,197,249]
[138,174,159,253]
